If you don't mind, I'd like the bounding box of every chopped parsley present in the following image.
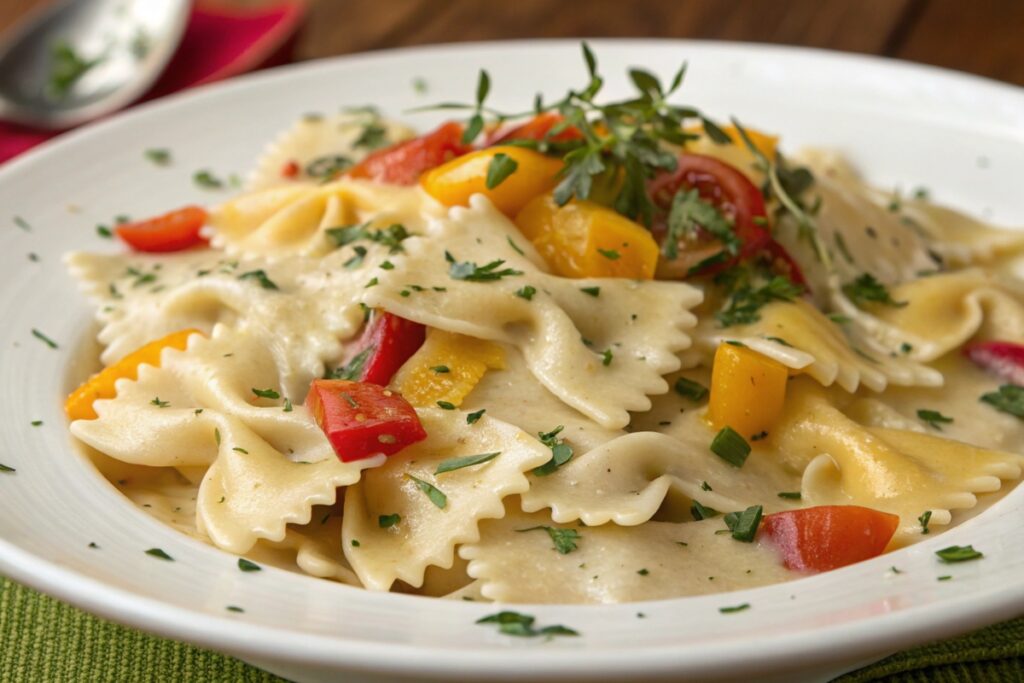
[506,236,525,255]
[980,385,1024,419]
[232,447,249,454]
[145,548,173,561]
[31,420,43,427]
[663,187,739,262]
[691,501,719,521]
[237,558,261,572]
[283,398,293,412]
[326,222,412,254]
[14,215,31,231]
[777,491,801,500]
[580,286,601,297]
[31,328,58,349]
[328,346,373,381]
[435,451,500,475]
[601,349,613,366]
[515,285,537,301]
[466,409,486,425]
[408,474,447,509]
[150,397,170,408]
[226,605,245,613]
[344,245,368,269]
[306,155,352,179]
[96,224,113,238]
[597,248,620,260]
[251,388,281,400]
[485,152,518,189]
[431,365,450,374]
[238,270,279,290]
[446,251,523,282]
[193,170,224,189]
[436,400,456,410]
[350,539,360,547]
[723,505,763,542]
[710,426,751,467]
[716,275,803,327]
[144,148,172,166]
[719,603,750,614]
[917,409,953,430]
[532,425,574,476]
[516,526,580,554]
[918,510,932,535]
[48,41,103,99]
[938,575,953,582]
[353,123,388,150]
[843,273,907,308]
[936,545,983,563]
[674,377,708,401]
[378,513,401,528]
[475,611,578,638]
[0,463,15,473]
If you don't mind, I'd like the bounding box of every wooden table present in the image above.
[2,0,1023,87]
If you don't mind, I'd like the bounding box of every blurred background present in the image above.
[2,0,1022,84]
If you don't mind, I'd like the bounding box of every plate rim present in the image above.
[2,37,1023,680]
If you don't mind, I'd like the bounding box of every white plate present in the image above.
[1,40,1023,683]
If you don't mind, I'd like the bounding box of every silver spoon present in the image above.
[0,0,189,130]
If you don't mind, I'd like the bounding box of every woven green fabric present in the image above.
[2,576,1022,682]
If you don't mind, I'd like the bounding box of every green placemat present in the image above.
[2,576,1022,682]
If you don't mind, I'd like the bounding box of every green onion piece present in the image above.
[710,426,751,467]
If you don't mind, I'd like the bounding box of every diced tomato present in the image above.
[115,206,208,253]
[487,113,584,146]
[337,311,426,386]
[280,160,300,178]
[347,121,470,185]
[759,505,899,572]
[963,341,1024,386]
[647,154,772,278]
[306,379,427,462]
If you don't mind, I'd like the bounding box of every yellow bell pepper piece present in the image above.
[708,343,788,439]
[393,330,505,407]
[65,329,201,421]
[514,194,659,279]
[420,145,564,217]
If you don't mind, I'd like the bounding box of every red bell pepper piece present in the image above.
[963,341,1024,386]
[335,311,426,386]
[306,379,427,462]
[280,160,300,178]
[347,121,470,185]
[759,505,899,572]
[115,206,208,253]
[647,153,773,278]
[487,112,584,146]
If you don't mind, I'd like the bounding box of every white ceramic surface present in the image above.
[1,40,1023,683]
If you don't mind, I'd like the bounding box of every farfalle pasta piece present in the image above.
[65,249,366,398]
[520,411,799,527]
[695,299,941,393]
[460,506,795,603]
[775,380,1024,538]
[70,325,382,554]
[246,111,415,192]
[364,195,703,429]
[341,408,550,591]
[855,269,1024,361]
[209,179,444,260]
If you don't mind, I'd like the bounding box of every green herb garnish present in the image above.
[843,273,907,308]
[516,525,580,554]
[664,187,739,262]
[719,603,750,614]
[252,388,281,400]
[486,153,519,189]
[238,270,279,290]
[723,505,763,543]
[436,400,456,410]
[691,501,719,521]
[150,397,170,408]
[466,409,486,425]
[917,409,953,430]
[49,41,103,99]
[0,463,15,473]
[446,251,523,282]
[777,491,801,500]
[31,328,58,349]
[475,610,578,638]
[435,451,500,474]
[306,155,352,179]
[580,286,601,297]
[408,474,447,509]
[674,377,708,401]
[717,275,803,327]
[193,170,224,189]
[515,285,537,301]
[936,545,983,563]
[710,426,751,467]
[237,558,261,572]
[328,346,374,381]
[532,425,574,476]
[980,385,1024,419]
[918,510,932,535]
[144,148,171,166]
[326,222,411,254]
[145,548,173,561]
[378,513,401,528]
